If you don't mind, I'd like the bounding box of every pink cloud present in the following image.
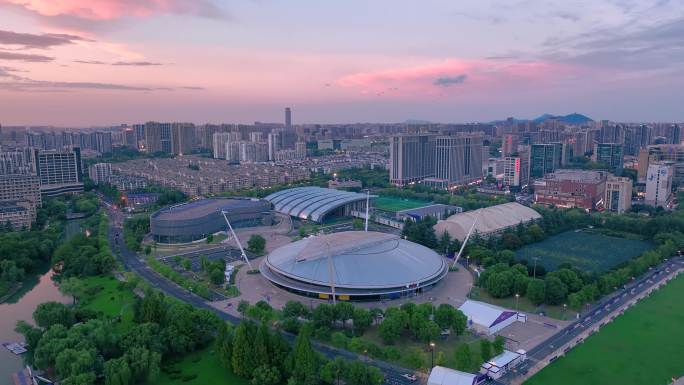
[337,58,571,98]
[2,0,223,20]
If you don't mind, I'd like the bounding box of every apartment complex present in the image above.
[530,143,566,178]
[637,144,684,184]
[0,174,41,229]
[89,163,113,184]
[593,143,623,170]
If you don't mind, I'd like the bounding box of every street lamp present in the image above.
[563,303,567,320]
[429,342,436,368]
[515,293,520,312]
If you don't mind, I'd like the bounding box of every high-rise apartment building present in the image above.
[144,122,173,154]
[212,132,232,159]
[0,148,35,175]
[604,176,632,213]
[34,148,83,196]
[502,149,529,189]
[637,144,684,184]
[501,134,519,157]
[593,143,623,170]
[530,143,565,178]
[89,163,112,184]
[171,123,195,155]
[389,134,436,186]
[645,162,673,208]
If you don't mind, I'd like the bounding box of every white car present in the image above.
[402,374,417,382]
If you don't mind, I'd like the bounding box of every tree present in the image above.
[526,224,545,242]
[352,218,363,230]
[59,277,85,305]
[209,268,225,285]
[291,326,319,385]
[351,308,372,335]
[182,258,191,271]
[34,302,75,329]
[216,323,234,368]
[104,357,132,385]
[480,339,493,362]
[333,302,354,328]
[232,321,257,378]
[206,234,214,243]
[454,344,472,371]
[254,323,272,368]
[544,276,569,305]
[418,320,440,344]
[320,357,346,385]
[344,361,384,385]
[451,310,467,336]
[312,303,334,328]
[248,235,266,254]
[378,316,402,345]
[252,365,280,385]
[493,336,505,355]
[527,278,546,305]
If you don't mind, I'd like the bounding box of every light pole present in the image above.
[429,342,436,368]
[515,293,520,312]
[532,257,540,278]
[563,303,567,320]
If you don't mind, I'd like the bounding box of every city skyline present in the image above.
[0,0,683,125]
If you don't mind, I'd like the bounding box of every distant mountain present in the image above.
[490,113,593,125]
[533,113,593,124]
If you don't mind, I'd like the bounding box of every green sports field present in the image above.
[373,196,430,212]
[515,231,652,272]
[526,272,684,385]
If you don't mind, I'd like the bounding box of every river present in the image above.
[0,267,69,383]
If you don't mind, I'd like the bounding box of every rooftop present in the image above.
[434,202,541,241]
[427,366,478,385]
[265,186,372,222]
[152,198,266,220]
[458,300,517,328]
[544,169,606,182]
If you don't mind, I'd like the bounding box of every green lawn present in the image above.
[152,347,249,385]
[79,275,136,329]
[526,273,684,385]
[515,231,652,272]
[373,196,430,212]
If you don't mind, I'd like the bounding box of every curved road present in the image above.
[104,203,417,385]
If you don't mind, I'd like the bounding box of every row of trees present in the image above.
[17,286,222,385]
[123,216,149,252]
[376,184,512,212]
[53,214,116,277]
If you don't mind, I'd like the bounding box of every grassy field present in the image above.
[526,273,684,385]
[373,196,430,212]
[153,347,249,385]
[515,231,652,272]
[79,275,136,329]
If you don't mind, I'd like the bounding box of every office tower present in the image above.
[501,134,519,157]
[592,143,623,170]
[285,107,292,128]
[503,148,529,189]
[637,144,684,184]
[212,132,232,159]
[430,134,483,188]
[34,147,84,196]
[171,123,195,155]
[144,122,173,154]
[88,163,112,184]
[530,143,564,178]
[389,134,436,186]
[0,174,41,229]
[645,162,673,208]
[604,176,632,214]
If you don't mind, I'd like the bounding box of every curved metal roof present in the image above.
[264,231,447,289]
[264,187,370,222]
[434,202,541,241]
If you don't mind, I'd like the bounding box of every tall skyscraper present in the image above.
[501,134,519,157]
[285,107,292,128]
[389,134,436,186]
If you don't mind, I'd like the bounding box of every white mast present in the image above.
[323,233,336,305]
[221,210,254,270]
[364,190,370,232]
[451,209,480,268]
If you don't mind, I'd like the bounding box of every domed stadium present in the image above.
[260,231,448,301]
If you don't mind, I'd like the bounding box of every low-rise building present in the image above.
[0,174,41,228]
[534,169,607,210]
[328,179,362,190]
[480,349,527,380]
[604,176,632,213]
[428,366,482,385]
[458,300,525,335]
[396,204,462,222]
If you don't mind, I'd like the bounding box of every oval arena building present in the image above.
[260,231,448,301]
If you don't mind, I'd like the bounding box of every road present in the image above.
[103,203,417,385]
[494,255,684,384]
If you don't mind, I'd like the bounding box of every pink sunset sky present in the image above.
[0,0,683,126]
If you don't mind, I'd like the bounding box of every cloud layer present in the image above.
[0,29,87,48]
